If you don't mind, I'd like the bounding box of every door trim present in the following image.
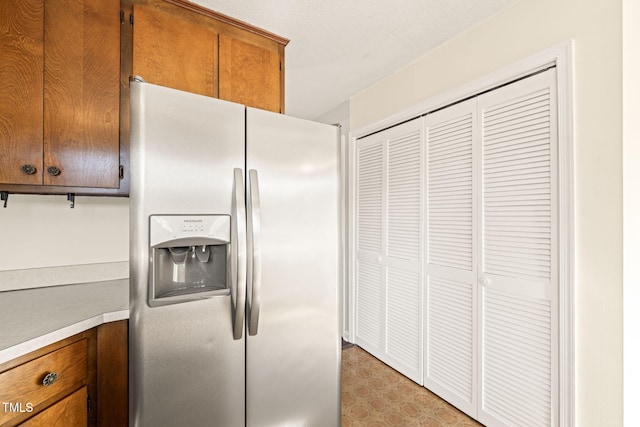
[348,40,575,427]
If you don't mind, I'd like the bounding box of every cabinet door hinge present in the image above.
[120,10,124,24]
[119,165,124,179]
[130,13,134,26]
[87,395,91,413]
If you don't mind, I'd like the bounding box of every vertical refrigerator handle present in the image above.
[231,168,247,340]
[247,169,262,336]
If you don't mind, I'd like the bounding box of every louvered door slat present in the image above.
[478,69,557,427]
[429,149,473,163]
[485,140,550,158]
[483,92,549,117]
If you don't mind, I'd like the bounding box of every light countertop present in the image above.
[0,279,129,365]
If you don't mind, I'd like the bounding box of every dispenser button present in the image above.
[182,220,205,232]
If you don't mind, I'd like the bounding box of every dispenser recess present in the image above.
[149,215,230,306]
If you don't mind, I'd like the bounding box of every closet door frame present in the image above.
[348,41,575,426]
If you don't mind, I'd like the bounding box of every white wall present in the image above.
[350,0,623,425]
[623,0,640,425]
[0,195,129,271]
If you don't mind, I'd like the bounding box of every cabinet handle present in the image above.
[47,166,61,176]
[21,164,37,175]
[42,372,59,386]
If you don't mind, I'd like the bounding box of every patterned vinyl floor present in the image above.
[341,345,483,426]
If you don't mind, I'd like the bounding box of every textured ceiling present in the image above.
[194,0,517,120]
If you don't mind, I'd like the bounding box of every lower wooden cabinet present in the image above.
[0,320,128,427]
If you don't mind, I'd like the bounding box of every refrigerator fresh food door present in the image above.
[129,81,246,427]
[246,107,341,427]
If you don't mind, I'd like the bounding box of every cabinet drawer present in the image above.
[20,386,88,427]
[0,339,88,425]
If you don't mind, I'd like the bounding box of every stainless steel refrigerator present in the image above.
[129,80,341,427]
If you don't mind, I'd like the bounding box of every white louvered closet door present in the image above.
[423,99,478,418]
[477,69,558,427]
[355,134,384,355]
[354,118,424,384]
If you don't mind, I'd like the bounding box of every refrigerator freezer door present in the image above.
[129,81,246,427]
[246,108,341,427]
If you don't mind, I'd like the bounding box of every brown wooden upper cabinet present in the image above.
[1,0,286,196]
[219,33,283,113]
[0,0,121,190]
[126,0,286,114]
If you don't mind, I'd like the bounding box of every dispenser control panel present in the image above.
[149,215,231,248]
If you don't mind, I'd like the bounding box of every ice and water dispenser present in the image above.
[149,215,230,306]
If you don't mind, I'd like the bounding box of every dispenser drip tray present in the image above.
[156,282,227,299]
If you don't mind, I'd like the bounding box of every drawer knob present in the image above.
[21,164,37,175]
[42,372,58,387]
[47,166,61,176]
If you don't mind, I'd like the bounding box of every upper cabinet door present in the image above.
[219,34,282,113]
[44,0,121,188]
[0,0,43,185]
[133,4,218,97]
[0,0,120,189]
